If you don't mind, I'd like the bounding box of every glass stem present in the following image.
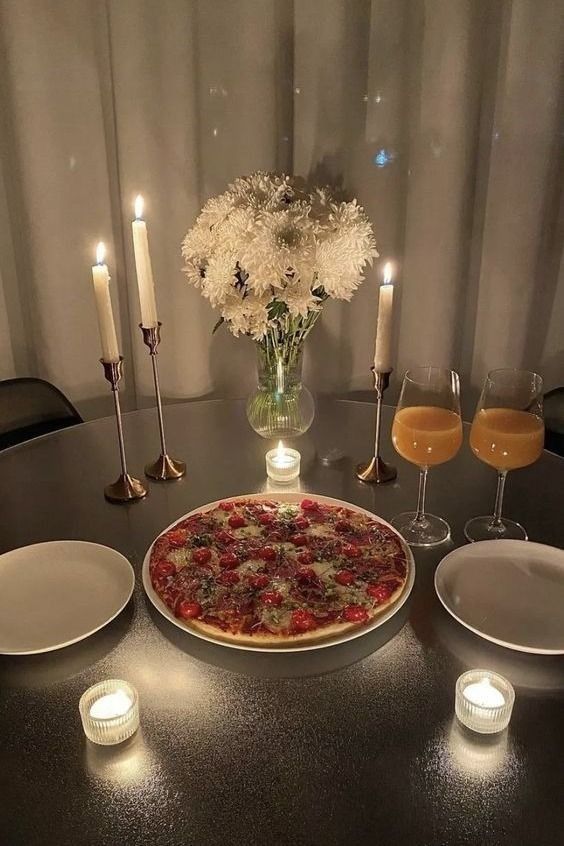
[415,468,428,524]
[491,471,507,527]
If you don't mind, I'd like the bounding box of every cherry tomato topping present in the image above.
[249,574,270,590]
[218,570,240,585]
[154,560,176,578]
[176,600,202,620]
[292,609,317,632]
[228,515,247,529]
[219,551,239,569]
[218,500,235,511]
[342,543,362,559]
[215,530,235,545]
[260,591,283,606]
[192,547,212,565]
[296,567,317,582]
[367,584,393,603]
[290,533,308,547]
[343,604,369,623]
[294,516,310,530]
[297,550,314,566]
[335,520,353,534]
[258,546,277,561]
[267,531,283,542]
[258,512,275,525]
[335,569,355,586]
[300,499,320,511]
[167,529,187,549]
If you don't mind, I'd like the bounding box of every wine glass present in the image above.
[391,366,463,547]
[464,369,544,542]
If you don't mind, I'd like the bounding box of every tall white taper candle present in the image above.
[374,261,394,372]
[92,242,120,363]
[132,195,158,328]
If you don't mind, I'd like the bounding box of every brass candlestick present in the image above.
[140,323,186,481]
[356,368,397,484]
[101,358,148,503]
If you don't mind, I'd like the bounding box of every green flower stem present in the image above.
[259,307,324,374]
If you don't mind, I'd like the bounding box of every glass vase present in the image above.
[246,340,315,439]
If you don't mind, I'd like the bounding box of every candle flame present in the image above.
[383,261,393,285]
[96,242,106,265]
[276,440,285,459]
[134,194,144,220]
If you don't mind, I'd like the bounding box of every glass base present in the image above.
[390,512,451,548]
[464,516,527,543]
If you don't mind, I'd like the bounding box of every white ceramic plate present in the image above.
[0,541,135,655]
[435,540,564,654]
[143,492,415,652]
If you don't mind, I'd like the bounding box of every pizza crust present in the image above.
[160,581,407,648]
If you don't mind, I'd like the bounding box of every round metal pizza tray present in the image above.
[142,492,415,653]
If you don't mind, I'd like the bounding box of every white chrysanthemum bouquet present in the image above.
[181,172,378,348]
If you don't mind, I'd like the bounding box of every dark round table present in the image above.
[0,398,563,846]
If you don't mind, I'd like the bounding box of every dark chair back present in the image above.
[544,387,564,457]
[0,378,83,450]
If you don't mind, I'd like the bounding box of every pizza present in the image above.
[148,497,410,647]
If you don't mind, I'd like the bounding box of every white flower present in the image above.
[200,253,238,307]
[229,172,293,211]
[221,290,272,340]
[280,278,321,318]
[315,201,378,298]
[181,171,378,338]
[183,259,206,288]
[181,222,212,265]
[240,207,316,295]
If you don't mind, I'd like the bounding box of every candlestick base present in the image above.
[139,323,187,482]
[104,474,148,503]
[355,367,397,485]
[145,454,186,481]
[356,456,397,484]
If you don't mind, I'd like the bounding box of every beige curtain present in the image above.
[0,0,562,419]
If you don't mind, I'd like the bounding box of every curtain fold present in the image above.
[0,0,562,419]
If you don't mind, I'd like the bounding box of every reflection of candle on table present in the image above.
[266,441,300,483]
[132,195,158,328]
[80,680,139,745]
[92,242,120,363]
[374,261,394,372]
[455,670,514,734]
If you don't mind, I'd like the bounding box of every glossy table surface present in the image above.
[0,398,563,846]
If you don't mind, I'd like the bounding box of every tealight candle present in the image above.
[79,679,139,746]
[455,669,515,734]
[266,440,300,483]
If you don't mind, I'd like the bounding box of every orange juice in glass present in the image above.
[392,406,463,467]
[390,367,462,548]
[465,370,544,542]
[469,408,544,471]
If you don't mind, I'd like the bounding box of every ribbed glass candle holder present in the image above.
[265,446,301,483]
[79,679,139,746]
[455,669,515,735]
